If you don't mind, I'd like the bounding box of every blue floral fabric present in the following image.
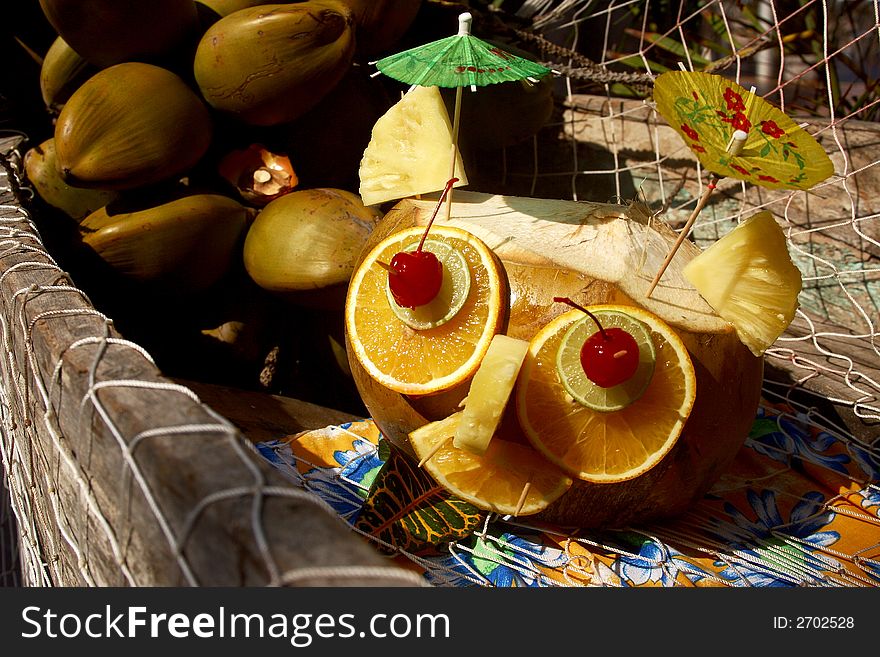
[256,403,880,587]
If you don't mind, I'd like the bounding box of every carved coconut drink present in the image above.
[345,192,763,528]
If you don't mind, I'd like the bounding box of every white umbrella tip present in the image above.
[732,129,749,141]
[458,12,473,35]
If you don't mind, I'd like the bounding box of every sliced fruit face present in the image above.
[409,411,572,516]
[385,238,471,330]
[454,334,530,456]
[556,310,656,412]
[516,305,696,483]
[346,225,507,396]
[682,210,802,356]
[358,84,468,207]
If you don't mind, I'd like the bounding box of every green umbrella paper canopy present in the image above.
[374,32,551,88]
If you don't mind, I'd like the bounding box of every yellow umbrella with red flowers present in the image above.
[647,70,834,296]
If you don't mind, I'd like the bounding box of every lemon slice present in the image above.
[556,309,656,412]
[385,238,471,330]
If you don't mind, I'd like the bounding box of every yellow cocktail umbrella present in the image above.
[647,70,834,296]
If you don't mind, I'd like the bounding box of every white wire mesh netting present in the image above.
[0,0,878,588]
[502,0,879,425]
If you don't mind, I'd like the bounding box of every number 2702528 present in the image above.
[773,617,854,629]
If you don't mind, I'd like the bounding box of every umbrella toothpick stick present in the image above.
[445,84,464,222]
[646,129,748,298]
[444,13,472,222]
[646,175,718,298]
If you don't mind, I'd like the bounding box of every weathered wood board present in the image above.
[0,136,422,587]
[176,378,361,445]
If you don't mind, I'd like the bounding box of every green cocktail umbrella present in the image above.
[373,12,552,209]
[374,13,551,89]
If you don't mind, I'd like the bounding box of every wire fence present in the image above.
[494,0,879,425]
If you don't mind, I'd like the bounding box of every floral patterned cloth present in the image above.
[256,401,880,587]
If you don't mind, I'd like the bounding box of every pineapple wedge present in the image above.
[359,85,467,207]
[683,211,802,357]
[454,334,529,456]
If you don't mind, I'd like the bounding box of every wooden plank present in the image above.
[0,136,422,587]
[174,378,362,444]
[0,467,21,586]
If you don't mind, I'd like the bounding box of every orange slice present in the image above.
[516,304,696,483]
[409,412,572,516]
[345,225,507,396]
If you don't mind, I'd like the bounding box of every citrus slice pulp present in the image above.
[409,411,572,516]
[345,225,507,396]
[556,309,656,412]
[385,238,471,330]
[516,304,696,483]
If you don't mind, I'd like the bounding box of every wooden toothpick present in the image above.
[646,174,718,298]
[418,437,453,468]
[513,479,533,517]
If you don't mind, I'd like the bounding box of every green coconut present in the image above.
[38,0,200,67]
[39,37,98,114]
[442,75,555,152]
[267,66,393,190]
[196,0,279,17]
[242,188,382,293]
[24,138,118,221]
[330,0,422,56]
[54,63,213,191]
[193,2,356,126]
[80,194,252,292]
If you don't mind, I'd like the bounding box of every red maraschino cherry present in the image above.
[387,177,459,309]
[554,297,640,388]
[388,250,442,308]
